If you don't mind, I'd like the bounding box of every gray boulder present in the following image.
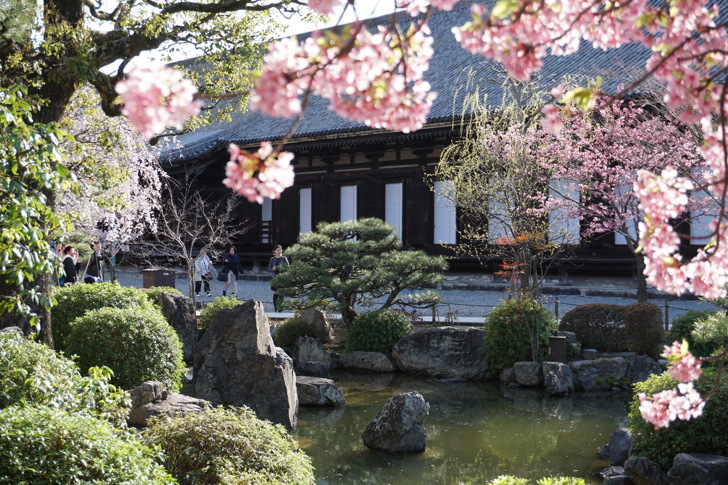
[392,327,488,380]
[296,376,345,406]
[127,380,209,427]
[514,361,541,387]
[667,453,728,485]
[603,428,633,466]
[626,355,662,384]
[295,336,332,377]
[301,307,335,344]
[338,351,396,372]
[362,391,429,453]
[542,362,573,394]
[594,356,628,382]
[0,326,23,337]
[159,293,198,364]
[602,466,634,485]
[193,300,298,429]
[625,456,667,485]
[500,367,516,384]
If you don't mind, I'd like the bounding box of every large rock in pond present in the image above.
[295,336,332,377]
[541,362,573,394]
[159,292,198,363]
[337,351,396,372]
[514,361,542,387]
[625,455,667,485]
[127,380,209,427]
[667,453,728,485]
[296,376,345,406]
[362,391,429,453]
[392,327,488,380]
[193,300,298,429]
[602,428,632,466]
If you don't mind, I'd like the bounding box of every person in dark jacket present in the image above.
[84,241,117,284]
[267,245,289,312]
[61,246,78,285]
[222,246,244,298]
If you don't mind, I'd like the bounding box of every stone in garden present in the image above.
[0,326,23,337]
[667,453,728,485]
[301,307,335,344]
[159,292,198,364]
[541,362,573,394]
[626,355,662,384]
[582,349,599,360]
[295,336,331,377]
[603,427,633,466]
[338,351,396,373]
[392,327,488,380]
[362,391,429,453]
[296,376,345,406]
[499,367,516,384]
[514,361,541,387]
[127,380,209,427]
[193,300,298,429]
[625,456,667,485]
[601,466,633,485]
[593,356,628,382]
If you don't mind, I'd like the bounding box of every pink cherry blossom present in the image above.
[664,340,703,383]
[307,0,340,16]
[115,60,202,140]
[639,382,705,429]
[223,142,295,204]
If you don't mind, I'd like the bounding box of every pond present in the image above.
[293,372,632,485]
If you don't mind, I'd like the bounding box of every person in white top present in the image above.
[193,250,217,297]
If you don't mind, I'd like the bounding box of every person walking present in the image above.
[61,246,78,285]
[268,245,289,312]
[222,246,243,298]
[83,241,117,284]
[194,250,216,298]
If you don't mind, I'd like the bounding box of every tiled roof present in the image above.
[158,1,654,164]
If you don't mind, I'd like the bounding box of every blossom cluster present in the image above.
[115,60,202,140]
[249,17,437,133]
[223,142,295,204]
[452,0,728,298]
[638,341,705,429]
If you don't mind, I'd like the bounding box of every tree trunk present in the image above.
[635,253,648,302]
[341,305,357,329]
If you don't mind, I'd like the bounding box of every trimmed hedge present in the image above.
[66,306,185,391]
[0,406,175,485]
[143,286,184,308]
[144,406,315,485]
[559,303,627,352]
[0,332,129,426]
[51,282,154,351]
[629,369,728,470]
[274,317,317,348]
[484,299,558,369]
[346,309,413,354]
[624,302,665,359]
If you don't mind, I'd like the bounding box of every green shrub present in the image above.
[629,369,728,470]
[144,406,314,485]
[346,309,413,354]
[52,282,154,350]
[274,316,317,348]
[199,296,243,331]
[484,299,558,369]
[623,302,665,359]
[66,306,185,391]
[691,312,728,358]
[559,303,627,352]
[0,333,129,426]
[0,406,175,485]
[479,478,584,485]
[669,310,714,348]
[143,286,184,308]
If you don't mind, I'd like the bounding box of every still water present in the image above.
[293,371,632,485]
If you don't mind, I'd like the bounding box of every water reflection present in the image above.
[293,371,631,485]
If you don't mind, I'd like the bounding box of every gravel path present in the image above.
[112,266,719,325]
